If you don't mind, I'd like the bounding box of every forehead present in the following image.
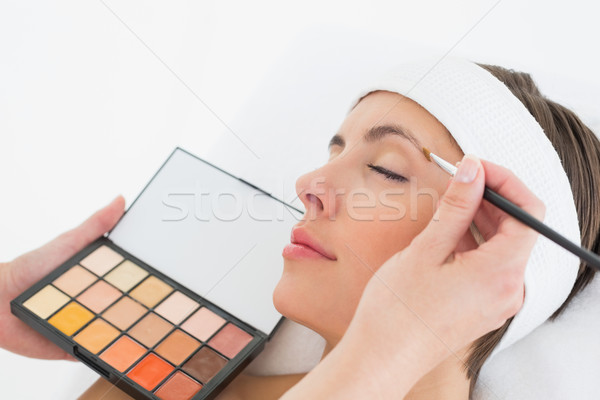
[340,90,458,157]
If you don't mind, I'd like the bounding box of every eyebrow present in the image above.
[328,124,422,151]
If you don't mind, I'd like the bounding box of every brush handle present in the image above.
[483,187,600,271]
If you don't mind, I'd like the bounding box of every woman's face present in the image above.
[273,90,465,342]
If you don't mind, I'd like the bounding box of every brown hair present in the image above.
[464,64,600,396]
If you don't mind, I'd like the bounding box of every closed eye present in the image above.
[367,164,408,183]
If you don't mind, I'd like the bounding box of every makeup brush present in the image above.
[422,148,600,271]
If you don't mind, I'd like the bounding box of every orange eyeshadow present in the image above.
[100,336,147,372]
[127,353,173,391]
[48,302,94,336]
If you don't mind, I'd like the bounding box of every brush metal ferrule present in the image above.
[430,152,458,176]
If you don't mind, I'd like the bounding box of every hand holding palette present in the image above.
[11,148,301,400]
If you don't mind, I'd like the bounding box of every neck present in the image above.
[321,339,470,400]
[403,348,471,400]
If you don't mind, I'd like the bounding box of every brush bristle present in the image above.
[422,147,432,162]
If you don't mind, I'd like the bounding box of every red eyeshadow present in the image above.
[127,353,173,391]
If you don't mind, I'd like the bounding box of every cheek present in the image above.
[341,187,439,270]
[345,219,424,270]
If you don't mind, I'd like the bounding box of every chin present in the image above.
[272,261,353,342]
[272,268,307,323]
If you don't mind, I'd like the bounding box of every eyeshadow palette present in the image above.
[11,148,302,400]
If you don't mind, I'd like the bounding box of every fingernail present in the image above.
[454,154,479,183]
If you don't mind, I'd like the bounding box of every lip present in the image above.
[282,227,337,261]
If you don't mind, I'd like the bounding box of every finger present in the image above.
[454,224,481,253]
[472,201,503,241]
[410,154,485,265]
[476,160,546,264]
[9,195,125,293]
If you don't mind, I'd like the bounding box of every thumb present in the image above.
[9,195,126,293]
[411,154,485,265]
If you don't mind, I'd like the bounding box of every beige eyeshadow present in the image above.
[53,265,97,296]
[80,245,124,276]
[181,307,226,342]
[104,260,148,292]
[128,313,173,348]
[102,296,148,330]
[76,280,122,313]
[23,285,70,319]
[154,291,199,325]
[129,276,173,308]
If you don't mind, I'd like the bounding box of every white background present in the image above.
[2,1,599,398]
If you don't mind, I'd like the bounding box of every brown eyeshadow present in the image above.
[182,347,227,384]
[154,371,202,400]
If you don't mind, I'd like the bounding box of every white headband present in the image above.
[349,56,581,366]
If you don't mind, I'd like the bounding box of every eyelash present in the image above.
[367,164,408,183]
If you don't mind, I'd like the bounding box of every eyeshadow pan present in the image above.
[77,280,122,313]
[155,329,201,365]
[182,347,227,384]
[48,302,94,336]
[129,312,173,348]
[74,318,120,354]
[23,285,69,319]
[102,296,147,330]
[127,353,173,391]
[104,260,149,292]
[80,245,124,276]
[154,291,199,324]
[100,336,147,372]
[130,276,173,308]
[208,323,253,359]
[181,307,225,342]
[52,265,97,296]
[154,371,202,400]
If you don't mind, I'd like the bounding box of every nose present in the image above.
[295,164,341,221]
